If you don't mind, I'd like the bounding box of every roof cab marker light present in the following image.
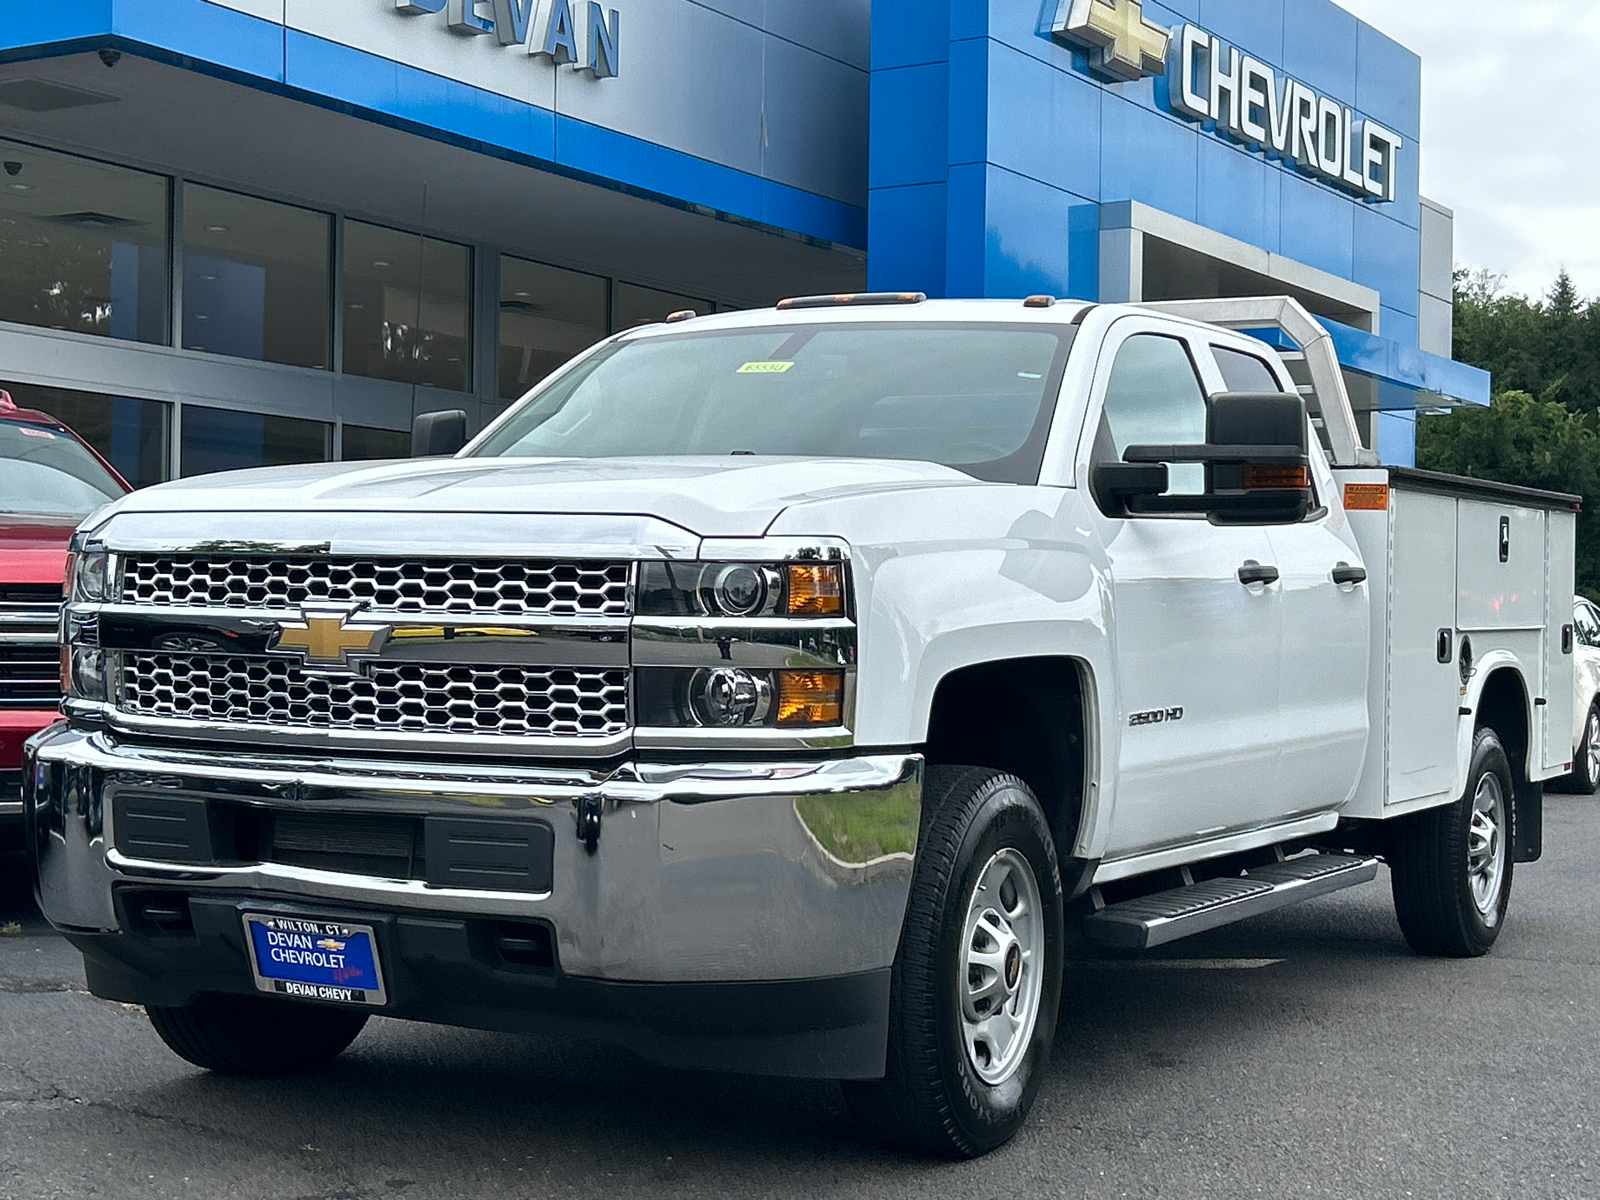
[665,310,698,323]
[1023,295,1057,309]
[776,292,927,311]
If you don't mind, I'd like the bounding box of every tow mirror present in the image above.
[411,410,468,458]
[1097,392,1312,525]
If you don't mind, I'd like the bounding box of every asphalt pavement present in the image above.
[3,796,1599,1200]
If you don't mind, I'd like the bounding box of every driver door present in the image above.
[1082,321,1285,862]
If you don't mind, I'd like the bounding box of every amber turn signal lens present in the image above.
[1241,463,1310,490]
[776,671,844,726]
[785,564,843,616]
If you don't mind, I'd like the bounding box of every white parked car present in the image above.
[1563,596,1600,792]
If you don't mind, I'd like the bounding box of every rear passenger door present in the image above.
[1083,320,1286,862]
[1204,341,1371,815]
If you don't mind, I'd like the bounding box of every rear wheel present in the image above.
[1390,727,1514,957]
[1561,701,1600,794]
[843,766,1064,1158]
[147,993,369,1075]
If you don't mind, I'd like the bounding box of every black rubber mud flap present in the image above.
[1513,779,1543,864]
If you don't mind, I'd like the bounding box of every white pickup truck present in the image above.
[27,294,1578,1158]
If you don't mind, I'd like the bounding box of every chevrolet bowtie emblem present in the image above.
[270,607,390,671]
[1051,0,1171,83]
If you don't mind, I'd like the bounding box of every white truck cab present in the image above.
[27,294,1576,1158]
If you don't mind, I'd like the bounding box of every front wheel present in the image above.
[843,767,1064,1158]
[1390,727,1514,957]
[147,993,369,1075]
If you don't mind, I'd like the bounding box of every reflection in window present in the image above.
[0,381,170,488]
[499,256,608,400]
[1100,335,1207,494]
[181,406,331,478]
[612,282,709,332]
[183,185,331,370]
[341,424,411,461]
[343,222,471,392]
[0,139,168,344]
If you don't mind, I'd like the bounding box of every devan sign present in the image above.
[394,0,621,79]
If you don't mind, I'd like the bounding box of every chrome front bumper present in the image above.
[25,726,922,984]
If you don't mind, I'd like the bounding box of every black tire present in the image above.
[1390,727,1515,957]
[1556,700,1600,794]
[146,993,369,1075]
[843,766,1064,1159]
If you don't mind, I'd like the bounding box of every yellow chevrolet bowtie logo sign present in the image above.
[271,608,390,671]
[1051,0,1171,83]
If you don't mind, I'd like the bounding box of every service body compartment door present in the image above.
[1545,510,1578,772]
[1388,488,1461,806]
[1456,502,1546,633]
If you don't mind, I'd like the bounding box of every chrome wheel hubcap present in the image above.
[959,848,1044,1087]
[1585,712,1600,784]
[1468,773,1508,924]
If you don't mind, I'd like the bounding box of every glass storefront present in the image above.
[343,222,472,393]
[613,282,711,331]
[0,381,170,488]
[0,139,167,345]
[498,256,609,400]
[183,185,332,370]
[0,139,738,482]
[342,424,411,461]
[181,406,331,478]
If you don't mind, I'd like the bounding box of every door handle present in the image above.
[1238,561,1280,587]
[1332,563,1367,586]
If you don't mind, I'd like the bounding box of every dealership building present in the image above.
[0,0,1486,486]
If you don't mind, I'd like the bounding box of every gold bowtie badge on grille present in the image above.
[270,608,392,670]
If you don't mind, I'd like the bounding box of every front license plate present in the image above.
[243,914,388,1007]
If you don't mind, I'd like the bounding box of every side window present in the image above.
[1576,602,1600,648]
[1097,334,1207,495]
[1213,346,1283,393]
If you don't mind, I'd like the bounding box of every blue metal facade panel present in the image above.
[868,0,1425,317]
[2,0,868,251]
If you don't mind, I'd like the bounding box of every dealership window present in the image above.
[498,256,608,400]
[181,406,331,478]
[0,139,168,345]
[342,222,471,392]
[0,381,170,488]
[182,185,332,370]
[612,282,710,332]
[341,424,411,461]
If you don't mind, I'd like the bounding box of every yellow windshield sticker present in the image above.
[737,361,795,374]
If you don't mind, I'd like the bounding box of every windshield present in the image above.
[471,322,1077,484]
[0,419,125,518]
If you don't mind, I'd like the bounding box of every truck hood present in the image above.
[0,513,80,586]
[91,456,980,540]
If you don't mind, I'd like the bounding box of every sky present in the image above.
[1336,0,1600,304]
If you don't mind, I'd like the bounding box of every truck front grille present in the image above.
[121,556,632,618]
[0,599,62,708]
[121,654,630,739]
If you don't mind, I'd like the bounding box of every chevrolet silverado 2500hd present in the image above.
[25,295,1577,1158]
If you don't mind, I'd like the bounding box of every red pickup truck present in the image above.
[0,391,128,844]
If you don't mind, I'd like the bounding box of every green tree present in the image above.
[1421,269,1600,595]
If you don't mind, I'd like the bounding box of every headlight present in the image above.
[62,646,108,703]
[66,549,111,603]
[638,561,845,618]
[637,667,846,729]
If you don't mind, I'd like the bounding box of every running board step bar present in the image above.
[1081,853,1380,950]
